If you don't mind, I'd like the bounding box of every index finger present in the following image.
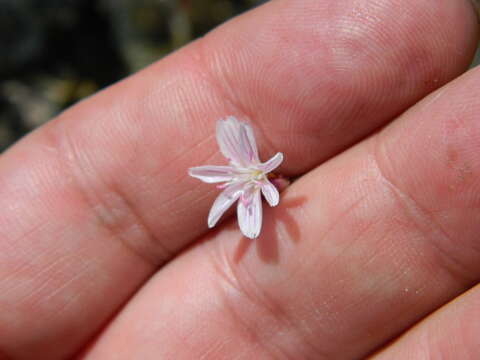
[0,0,477,358]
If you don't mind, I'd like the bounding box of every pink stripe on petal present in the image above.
[259,152,283,173]
[261,179,280,207]
[216,117,259,167]
[216,118,243,166]
[237,188,262,239]
[208,182,244,228]
[239,122,259,164]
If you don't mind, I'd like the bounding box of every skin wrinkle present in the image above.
[115,101,216,193]
[213,221,340,359]
[40,268,88,307]
[1,220,46,259]
[9,253,75,303]
[157,146,221,215]
[371,134,477,286]
[312,193,370,258]
[34,257,105,325]
[282,195,381,336]
[209,265,280,359]
[160,132,217,174]
[298,201,407,346]
[55,120,171,267]
[1,221,91,305]
[196,338,230,360]
[211,242,320,360]
[328,213,383,275]
[47,60,240,264]
[217,289,302,360]
[106,181,176,266]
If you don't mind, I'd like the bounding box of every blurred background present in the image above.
[0,0,478,152]
[0,0,266,151]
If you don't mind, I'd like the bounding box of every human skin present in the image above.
[0,0,479,359]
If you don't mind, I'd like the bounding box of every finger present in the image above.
[1,0,477,358]
[82,60,480,358]
[370,284,480,359]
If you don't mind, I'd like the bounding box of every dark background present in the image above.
[0,0,478,152]
[0,0,266,151]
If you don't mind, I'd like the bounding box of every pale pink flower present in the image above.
[189,116,284,239]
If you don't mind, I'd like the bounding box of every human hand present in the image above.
[1,0,479,359]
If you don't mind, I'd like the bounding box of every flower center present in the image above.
[231,168,265,186]
[250,169,263,180]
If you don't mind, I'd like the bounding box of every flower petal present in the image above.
[261,179,279,207]
[259,152,283,173]
[208,182,244,228]
[237,187,262,239]
[188,165,236,183]
[216,116,259,167]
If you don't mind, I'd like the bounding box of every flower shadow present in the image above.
[233,195,307,264]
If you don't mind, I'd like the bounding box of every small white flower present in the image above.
[189,116,284,239]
